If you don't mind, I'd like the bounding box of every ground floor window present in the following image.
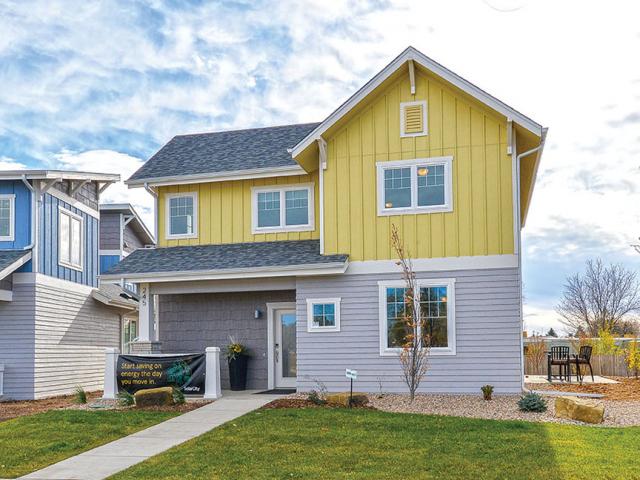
[306,298,341,332]
[378,279,456,356]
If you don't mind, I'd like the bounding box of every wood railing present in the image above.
[524,354,631,377]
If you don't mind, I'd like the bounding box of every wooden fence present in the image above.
[525,354,631,377]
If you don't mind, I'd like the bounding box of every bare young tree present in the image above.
[556,259,640,336]
[390,224,430,401]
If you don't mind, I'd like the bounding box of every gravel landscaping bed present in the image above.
[369,393,640,427]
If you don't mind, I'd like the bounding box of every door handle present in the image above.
[275,343,279,362]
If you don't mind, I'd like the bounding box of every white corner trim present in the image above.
[378,278,456,357]
[267,301,297,390]
[347,255,517,275]
[306,297,341,332]
[46,186,99,219]
[399,100,428,138]
[13,272,96,295]
[251,183,315,234]
[0,289,12,302]
[0,194,16,242]
[165,191,198,240]
[0,251,31,282]
[58,206,84,272]
[376,157,453,216]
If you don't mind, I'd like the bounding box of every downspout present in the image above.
[144,183,158,246]
[515,133,547,392]
[20,176,36,262]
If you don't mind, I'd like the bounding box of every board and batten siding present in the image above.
[0,281,36,400]
[0,180,32,250]
[296,267,522,394]
[322,69,514,261]
[99,212,121,250]
[32,276,120,398]
[156,172,320,247]
[38,193,99,287]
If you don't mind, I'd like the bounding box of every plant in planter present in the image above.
[226,337,250,391]
[481,384,494,401]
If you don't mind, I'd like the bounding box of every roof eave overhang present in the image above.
[521,127,548,228]
[100,260,349,284]
[291,46,543,158]
[126,165,307,188]
[91,290,138,311]
[0,251,32,282]
[0,170,120,182]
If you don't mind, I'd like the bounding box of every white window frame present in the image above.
[58,206,84,271]
[378,278,456,356]
[306,297,341,333]
[251,183,314,234]
[0,194,15,242]
[400,100,428,137]
[165,192,198,240]
[376,156,453,216]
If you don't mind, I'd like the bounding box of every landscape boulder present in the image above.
[554,396,604,424]
[325,392,369,407]
[134,387,174,408]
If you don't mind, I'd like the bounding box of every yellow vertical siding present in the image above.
[322,69,514,261]
[157,172,320,247]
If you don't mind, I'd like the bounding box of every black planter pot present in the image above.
[228,355,249,391]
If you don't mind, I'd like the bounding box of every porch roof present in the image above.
[100,240,348,283]
[0,250,32,282]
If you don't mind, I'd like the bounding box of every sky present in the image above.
[1,0,639,334]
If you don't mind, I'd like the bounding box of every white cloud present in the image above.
[0,157,28,170]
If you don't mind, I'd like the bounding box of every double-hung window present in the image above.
[378,279,456,356]
[252,184,314,233]
[166,192,198,239]
[59,207,83,270]
[306,298,341,332]
[0,194,15,242]
[376,157,453,215]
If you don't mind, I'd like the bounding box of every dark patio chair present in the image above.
[573,345,594,383]
[547,346,571,382]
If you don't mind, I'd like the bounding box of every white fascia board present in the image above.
[126,165,307,188]
[0,170,120,182]
[100,261,349,284]
[521,127,548,228]
[0,251,32,282]
[91,290,137,311]
[291,46,543,157]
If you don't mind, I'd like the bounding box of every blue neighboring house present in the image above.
[0,170,138,400]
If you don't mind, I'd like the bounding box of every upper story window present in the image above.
[0,194,15,242]
[252,184,314,233]
[378,279,456,356]
[59,207,83,271]
[400,100,428,137]
[166,192,198,239]
[376,157,453,216]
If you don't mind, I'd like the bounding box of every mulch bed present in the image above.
[525,377,640,401]
[262,397,374,410]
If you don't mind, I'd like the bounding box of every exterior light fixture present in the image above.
[254,309,262,319]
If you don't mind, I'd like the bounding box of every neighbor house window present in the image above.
[252,184,314,233]
[376,157,453,216]
[166,192,198,239]
[0,194,15,242]
[59,207,83,270]
[306,298,341,332]
[378,279,456,356]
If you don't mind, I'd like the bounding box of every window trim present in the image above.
[306,297,341,332]
[0,194,16,242]
[58,206,84,271]
[376,157,453,216]
[251,183,315,234]
[165,192,198,240]
[400,100,428,137]
[378,278,456,357]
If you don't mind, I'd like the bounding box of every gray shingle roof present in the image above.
[128,123,320,183]
[102,240,347,277]
[0,250,31,279]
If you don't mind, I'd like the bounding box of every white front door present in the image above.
[274,309,297,388]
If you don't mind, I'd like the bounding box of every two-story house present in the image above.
[102,47,547,393]
[0,170,138,400]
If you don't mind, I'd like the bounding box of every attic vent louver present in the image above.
[400,100,428,137]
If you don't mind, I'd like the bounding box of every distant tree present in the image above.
[556,259,640,337]
[546,328,558,338]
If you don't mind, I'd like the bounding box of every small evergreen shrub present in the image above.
[117,390,135,407]
[518,392,547,412]
[481,384,494,401]
[172,386,186,405]
[74,386,87,404]
[308,390,327,405]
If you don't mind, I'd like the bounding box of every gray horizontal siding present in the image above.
[123,223,144,252]
[296,267,523,394]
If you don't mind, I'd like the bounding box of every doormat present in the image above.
[256,389,296,395]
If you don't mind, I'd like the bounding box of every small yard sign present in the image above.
[346,369,358,380]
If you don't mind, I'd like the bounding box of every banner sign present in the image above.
[117,354,205,394]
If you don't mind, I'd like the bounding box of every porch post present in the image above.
[103,347,119,399]
[132,283,162,353]
[204,347,222,399]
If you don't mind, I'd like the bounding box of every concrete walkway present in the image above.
[21,391,280,480]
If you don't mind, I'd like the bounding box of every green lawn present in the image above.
[0,409,177,478]
[111,408,640,480]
